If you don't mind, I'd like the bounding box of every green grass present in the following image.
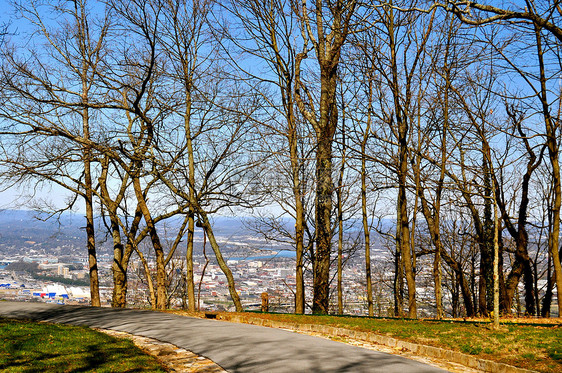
[226,312,562,373]
[0,318,167,372]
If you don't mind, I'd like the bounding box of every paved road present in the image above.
[0,301,448,372]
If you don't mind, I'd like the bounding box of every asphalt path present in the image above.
[0,301,449,372]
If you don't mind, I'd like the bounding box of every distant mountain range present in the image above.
[0,209,278,256]
[0,209,392,258]
[0,209,83,247]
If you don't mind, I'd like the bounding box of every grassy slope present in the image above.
[0,318,167,373]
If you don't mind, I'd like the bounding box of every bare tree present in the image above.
[291,0,358,314]
[222,0,312,314]
[0,0,114,306]
[157,0,213,312]
[435,0,562,317]
[359,1,436,318]
[436,1,562,43]
[154,60,262,313]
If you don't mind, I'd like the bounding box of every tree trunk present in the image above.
[337,185,344,314]
[110,217,126,308]
[84,154,99,307]
[132,175,167,310]
[81,68,99,307]
[292,0,356,314]
[111,207,141,308]
[534,23,562,317]
[137,248,156,309]
[388,3,416,318]
[361,149,373,317]
[480,155,494,316]
[493,187,500,329]
[451,275,459,318]
[185,83,197,313]
[197,210,243,312]
[542,255,554,317]
[336,120,346,315]
[418,195,447,320]
[433,243,443,319]
[292,141,306,314]
[313,133,333,314]
[186,211,196,312]
[544,85,562,319]
[294,198,306,314]
[394,245,404,316]
[311,62,338,315]
[440,247,475,317]
[398,164,416,318]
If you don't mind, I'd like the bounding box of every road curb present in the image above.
[219,314,536,373]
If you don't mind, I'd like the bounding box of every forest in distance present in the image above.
[0,1,561,321]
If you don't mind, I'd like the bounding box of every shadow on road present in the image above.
[0,302,447,373]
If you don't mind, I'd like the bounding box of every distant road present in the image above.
[0,301,448,372]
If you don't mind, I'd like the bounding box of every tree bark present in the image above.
[337,174,344,314]
[186,211,196,312]
[82,106,99,307]
[361,83,374,317]
[313,133,333,314]
[362,153,373,317]
[185,88,197,312]
[288,71,305,315]
[394,242,404,316]
[336,118,346,315]
[132,174,168,310]
[78,7,100,307]
[197,209,243,312]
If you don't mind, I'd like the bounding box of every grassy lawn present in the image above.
[204,312,560,373]
[0,318,167,372]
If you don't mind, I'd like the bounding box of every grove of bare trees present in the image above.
[0,0,561,318]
